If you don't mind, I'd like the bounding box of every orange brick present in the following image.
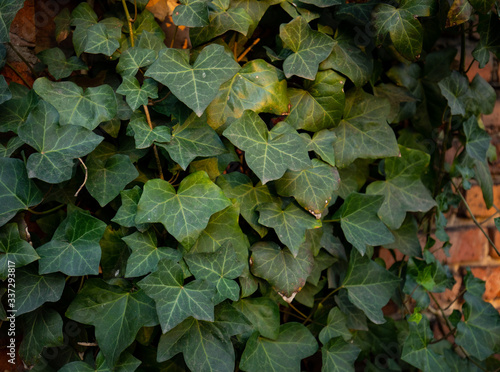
[483,98,500,129]
[471,267,500,301]
[378,247,404,268]
[465,184,500,219]
[447,228,488,264]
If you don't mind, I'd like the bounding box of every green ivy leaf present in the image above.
[156,112,227,170]
[384,215,422,257]
[342,250,400,324]
[59,352,141,372]
[172,0,209,27]
[239,323,318,372]
[332,89,398,168]
[37,48,87,80]
[70,2,97,28]
[122,229,180,277]
[16,266,65,316]
[128,114,171,149]
[0,157,43,227]
[19,307,64,365]
[85,143,139,207]
[231,0,282,36]
[216,173,276,239]
[84,23,120,56]
[366,146,436,230]
[213,302,252,336]
[438,70,469,116]
[146,44,240,116]
[464,116,490,162]
[117,77,158,111]
[300,0,341,7]
[54,8,71,44]
[334,193,394,255]
[133,10,165,40]
[33,78,117,130]
[275,159,340,219]
[0,83,38,133]
[223,110,311,184]
[37,208,106,276]
[321,337,361,372]
[116,47,157,77]
[455,292,500,360]
[318,307,351,344]
[185,243,245,303]
[250,241,313,300]
[136,171,231,247]
[0,75,11,104]
[279,16,334,80]
[0,0,24,42]
[447,0,473,28]
[233,297,280,339]
[0,223,39,280]
[66,279,158,366]
[302,130,336,167]
[157,317,234,371]
[112,186,149,231]
[286,70,345,131]
[469,0,495,13]
[473,14,500,68]
[206,59,289,131]
[0,136,23,158]
[18,101,103,183]
[138,259,216,333]
[99,225,130,280]
[257,200,321,256]
[467,74,496,115]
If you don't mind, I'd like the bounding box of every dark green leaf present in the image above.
[319,307,351,344]
[302,130,336,167]
[469,0,495,13]
[0,223,39,280]
[0,83,39,133]
[112,186,149,231]
[233,297,280,339]
[464,116,490,162]
[99,225,130,280]
[438,70,469,116]
[384,215,422,257]
[128,114,171,149]
[116,47,157,77]
[117,77,158,111]
[0,0,24,42]
[70,2,97,28]
[0,136,24,158]
[37,48,87,80]
[0,75,11,104]
[473,14,500,68]
[172,0,209,27]
[321,337,361,372]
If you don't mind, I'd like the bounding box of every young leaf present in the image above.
[128,114,171,149]
[138,259,216,333]
[321,337,361,372]
[116,47,157,77]
[146,44,240,116]
[0,223,39,280]
[37,208,106,276]
[117,77,158,111]
[112,186,149,231]
[66,279,158,367]
[136,171,231,247]
[239,323,318,372]
[223,110,311,184]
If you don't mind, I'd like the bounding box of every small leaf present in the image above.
[239,323,318,372]
[66,279,158,366]
[0,136,23,158]
[84,23,120,56]
[136,171,231,247]
[138,259,215,333]
[319,307,351,344]
[0,157,43,227]
[0,0,24,43]
[233,297,280,339]
[321,337,361,372]
[223,110,311,184]
[447,0,473,28]
[342,250,400,324]
[33,78,117,130]
[279,16,334,80]
[37,48,87,80]
[384,215,422,257]
[0,75,11,104]
[258,200,321,256]
[146,44,240,116]
[112,186,149,231]
[468,0,495,13]
[302,130,336,167]
[37,208,106,276]
[70,2,97,28]
[116,47,157,77]
[117,77,158,111]
[0,224,39,280]
[473,14,500,68]
[464,116,490,162]
[438,70,469,116]
[128,113,171,149]
[276,159,340,219]
[0,83,39,133]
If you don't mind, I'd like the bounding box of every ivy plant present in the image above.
[1,0,500,370]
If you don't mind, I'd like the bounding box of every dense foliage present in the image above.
[1,0,500,370]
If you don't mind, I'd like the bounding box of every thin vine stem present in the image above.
[143,104,164,180]
[27,203,65,215]
[121,0,135,47]
[302,286,343,325]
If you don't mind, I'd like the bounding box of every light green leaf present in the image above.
[37,48,87,80]
[223,110,311,184]
[0,157,43,227]
[156,112,227,170]
[146,44,240,116]
[372,3,423,60]
[240,323,318,372]
[112,186,149,231]
[342,250,400,324]
[438,70,469,116]
[86,143,139,207]
[276,159,340,219]
[0,83,39,133]
[333,89,398,168]
[464,116,490,162]
[18,101,103,183]
[116,47,157,77]
[0,0,24,43]
[286,70,345,131]
[138,259,215,333]
[185,243,244,303]
[133,10,165,40]
[366,146,436,230]
[136,171,231,247]
[19,307,64,365]
[206,59,289,131]
[84,23,120,56]
[128,114,171,149]
[455,292,500,360]
[334,193,394,255]
[258,200,321,256]
[0,223,39,280]
[123,229,180,277]
[303,130,336,167]
[401,316,449,371]
[172,0,209,27]
[321,337,360,372]
[320,35,373,87]
[157,317,234,371]
[16,266,65,316]
[37,208,106,276]
[233,297,280,339]
[279,16,334,80]
[250,241,313,300]
[319,307,351,344]
[66,279,158,366]
[216,172,277,237]
[117,77,158,111]
[33,77,117,130]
